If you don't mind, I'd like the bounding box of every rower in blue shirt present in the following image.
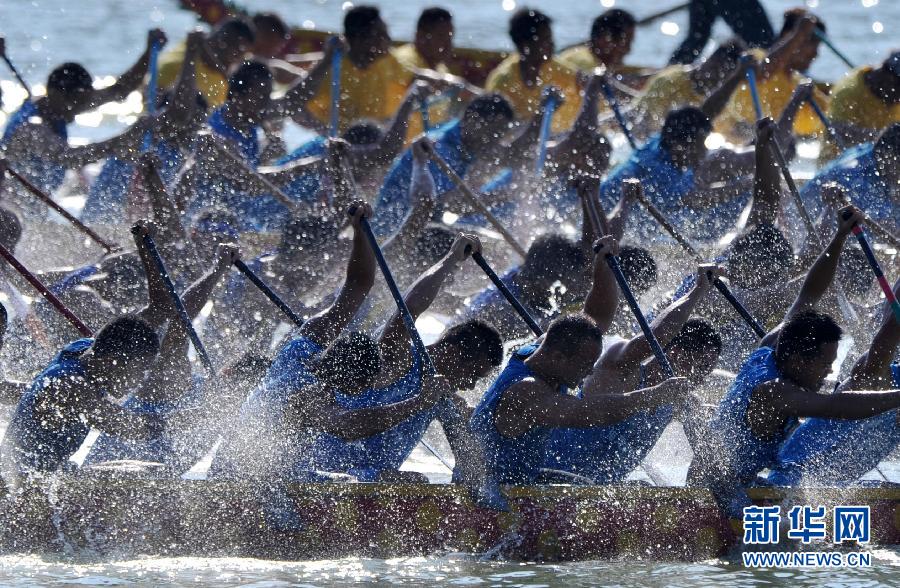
[768,277,900,487]
[800,123,900,236]
[470,236,691,485]
[689,206,900,521]
[544,265,724,484]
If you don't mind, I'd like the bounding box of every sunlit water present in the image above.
[2,0,900,585]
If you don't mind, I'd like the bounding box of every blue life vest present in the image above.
[81,140,184,223]
[708,346,797,486]
[0,101,67,194]
[6,338,96,472]
[769,361,900,486]
[372,119,471,237]
[801,143,897,234]
[84,375,206,469]
[275,135,327,204]
[471,342,567,484]
[301,346,427,480]
[544,366,675,483]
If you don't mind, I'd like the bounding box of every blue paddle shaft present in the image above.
[141,233,213,372]
[807,95,843,149]
[233,259,305,328]
[604,253,674,378]
[141,41,162,152]
[535,96,558,174]
[472,252,544,337]
[712,277,767,338]
[600,80,637,149]
[329,47,343,138]
[745,67,764,120]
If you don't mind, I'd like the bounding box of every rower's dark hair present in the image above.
[415,225,457,265]
[660,107,712,151]
[708,37,747,66]
[668,318,722,355]
[775,310,842,370]
[779,8,826,39]
[342,120,384,145]
[874,123,900,160]
[214,17,256,44]
[221,353,271,386]
[464,93,515,123]
[418,7,452,31]
[591,9,636,40]
[92,315,160,359]
[543,313,604,352]
[317,332,382,388]
[227,61,273,99]
[280,216,339,252]
[252,12,289,39]
[0,206,23,251]
[344,5,382,41]
[522,233,586,285]
[727,223,794,289]
[509,8,552,49]
[47,62,92,95]
[439,320,503,367]
[618,245,657,295]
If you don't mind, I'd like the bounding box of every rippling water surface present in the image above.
[1,0,899,585]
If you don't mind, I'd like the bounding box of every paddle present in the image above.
[814,30,855,70]
[637,2,691,26]
[3,163,120,254]
[136,230,213,373]
[624,178,768,338]
[347,206,455,473]
[425,144,528,258]
[232,259,306,328]
[470,251,544,337]
[534,94,559,175]
[806,95,844,150]
[0,41,32,100]
[842,211,900,324]
[139,40,162,152]
[744,59,764,120]
[329,42,342,138]
[600,75,637,150]
[0,242,93,337]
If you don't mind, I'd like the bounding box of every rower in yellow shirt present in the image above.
[485,9,581,134]
[626,38,747,140]
[819,52,900,162]
[557,9,645,87]
[157,18,255,108]
[717,10,829,142]
[304,6,416,136]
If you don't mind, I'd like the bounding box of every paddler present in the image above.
[469,235,692,485]
[557,9,636,80]
[688,205,900,521]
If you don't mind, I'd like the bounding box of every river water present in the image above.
[1,0,899,585]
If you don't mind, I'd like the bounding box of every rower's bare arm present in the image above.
[368,81,433,166]
[91,29,168,107]
[746,118,782,227]
[771,379,900,419]
[607,265,721,369]
[300,203,376,348]
[701,56,754,120]
[382,138,438,261]
[583,236,620,333]
[274,37,342,120]
[849,276,900,382]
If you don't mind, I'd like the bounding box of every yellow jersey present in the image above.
[157,39,228,107]
[306,52,415,134]
[485,54,582,133]
[630,65,703,126]
[716,49,828,139]
[391,44,450,74]
[821,66,900,160]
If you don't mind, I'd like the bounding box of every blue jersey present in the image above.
[209,336,323,479]
[0,101,67,194]
[471,342,567,484]
[275,136,327,204]
[81,140,184,223]
[801,143,897,234]
[600,135,748,242]
[84,375,206,470]
[301,346,428,480]
[5,339,97,472]
[769,362,900,486]
[544,367,675,483]
[372,120,472,236]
